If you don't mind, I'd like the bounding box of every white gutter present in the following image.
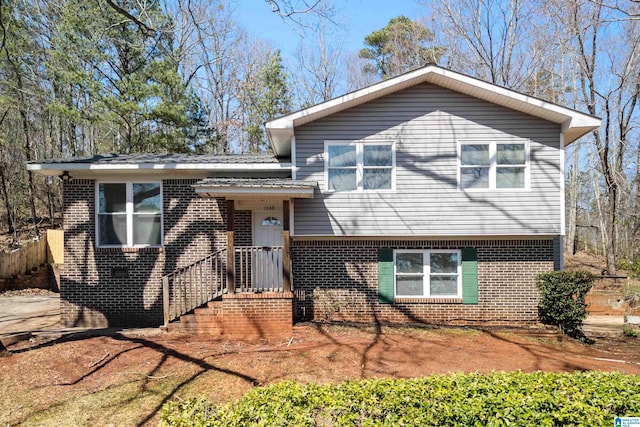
[27,162,292,176]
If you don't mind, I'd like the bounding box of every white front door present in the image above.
[252,211,283,290]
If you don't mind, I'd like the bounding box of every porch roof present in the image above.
[192,178,316,199]
[26,153,291,177]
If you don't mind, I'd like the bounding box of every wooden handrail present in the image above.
[161,248,227,326]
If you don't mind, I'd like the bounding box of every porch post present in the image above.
[227,199,235,293]
[282,200,291,293]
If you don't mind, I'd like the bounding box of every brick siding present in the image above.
[292,239,554,327]
[222,292,293,338]
[61,179,227,327]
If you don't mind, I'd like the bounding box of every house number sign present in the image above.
[264,205,275,211]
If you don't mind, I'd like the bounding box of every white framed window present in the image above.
[324,141,395,192]
[96,182,162,247]
[459,140,529,190]
[394,250,461,298]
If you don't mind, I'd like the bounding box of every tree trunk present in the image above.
[606,187,618,274]
[19,108,40,238]
[0,164,18,245]
[566,144,580,255]
[635,133,640,259]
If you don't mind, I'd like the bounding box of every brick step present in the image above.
[167,306,225,335]
[207,300,223,309]
[194,306,222,316]
[166,323,223,335]
[179,314,223,326]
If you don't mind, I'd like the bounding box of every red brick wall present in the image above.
[222,292,293,338]
[61,179,227,327]
[292,239,554,327]
[234,210,252,246]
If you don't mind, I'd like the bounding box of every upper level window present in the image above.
[395,250,461,298]
[97,182,162,247]
[459,141,528,190]
[325,141,395,192]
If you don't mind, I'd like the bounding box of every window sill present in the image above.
[394,297,463,304]
[96,246,164,253]
[458,188,531,192]
[323,189,397,195]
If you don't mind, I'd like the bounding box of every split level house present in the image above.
[27,65,601,337]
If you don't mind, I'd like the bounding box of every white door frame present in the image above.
[251,210,284,290]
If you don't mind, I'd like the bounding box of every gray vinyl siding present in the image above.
[294,83,562,236]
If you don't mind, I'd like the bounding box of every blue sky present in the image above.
[235,0,425,62]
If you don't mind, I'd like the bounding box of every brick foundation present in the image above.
[222,292,293,338]
[292,239,554,327]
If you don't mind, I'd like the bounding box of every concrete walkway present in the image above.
[0,295,60,345]
[583,314,625,337]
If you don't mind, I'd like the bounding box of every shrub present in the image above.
[160,372,640,426]
[620,258,640,279]
[536,270,596,340]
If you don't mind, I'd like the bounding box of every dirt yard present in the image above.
[2,324,640,426]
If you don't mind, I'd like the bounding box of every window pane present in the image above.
[431,252,458,274]
[99,183,126,213]
[396,252,423,273]
[133,183,161,213]
[133,214,161,245]
[397,276,423,296]
[497,167,525,188]
[430,276,458,296]
[328,145,356,167]
[461,167,489,189]
[328,168,356,191]
[261,216,281,226]
[99,214,127,245]
[461,144,489,165]
[364,145,392,166]
[364,168,392,190]
[497,144,525,165]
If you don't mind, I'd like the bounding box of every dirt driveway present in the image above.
[2,323,640,426]
[0,291,60,338]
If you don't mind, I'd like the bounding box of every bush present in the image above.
[160,372,640,426]
[536,270,596,340]
[619,258,640,279]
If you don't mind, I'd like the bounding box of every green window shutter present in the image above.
[461,248,478,304]
[378,248,394,304]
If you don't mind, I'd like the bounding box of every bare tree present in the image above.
[431,0,552,91]
[293,0,343,106]
[567,0,640,273]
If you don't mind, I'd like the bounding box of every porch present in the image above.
[161,178,315,337]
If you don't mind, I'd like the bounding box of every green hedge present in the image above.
[160,371,640,426]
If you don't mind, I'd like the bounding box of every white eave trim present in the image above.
[194,186,314,199]
[27,162,292,176]
[266,65,601,149]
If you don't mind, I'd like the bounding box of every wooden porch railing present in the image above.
[235,246,284,293]
[162,248,227,326]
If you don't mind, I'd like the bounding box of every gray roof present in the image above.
[27,153,282,165]
[193,178,316,189]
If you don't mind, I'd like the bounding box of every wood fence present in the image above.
[47,229,64,265]
[0,229,64,278]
